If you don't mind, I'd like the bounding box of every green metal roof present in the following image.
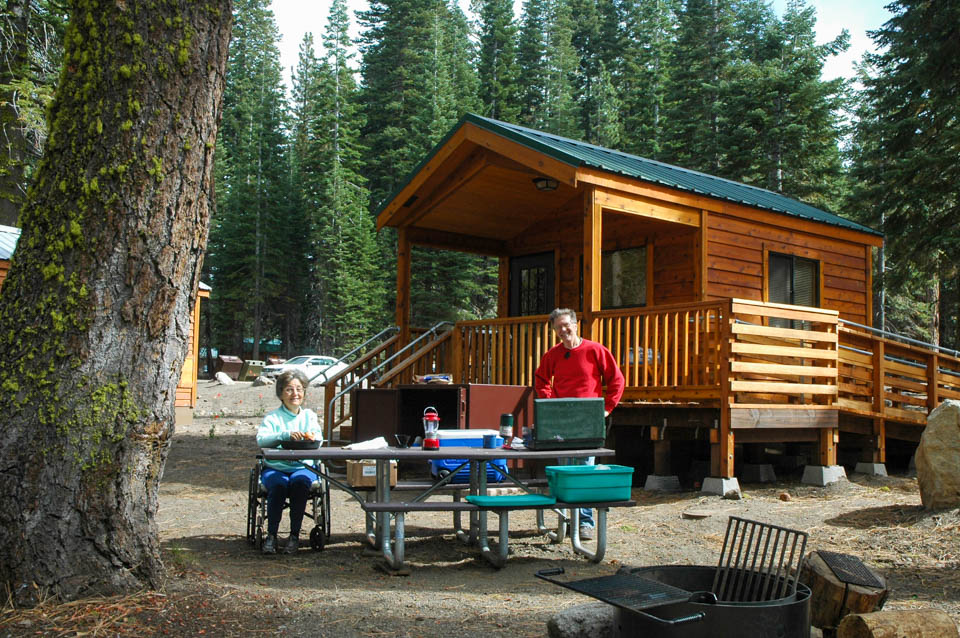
[447,113,880,237]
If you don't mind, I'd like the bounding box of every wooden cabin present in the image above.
[324,114,958,482]
[0,225,209,423]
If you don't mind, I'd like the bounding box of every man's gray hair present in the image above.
[549,308,577,325]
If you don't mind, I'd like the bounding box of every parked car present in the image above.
[262,355,348,384]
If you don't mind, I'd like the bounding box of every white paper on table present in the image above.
[342,436,389,450]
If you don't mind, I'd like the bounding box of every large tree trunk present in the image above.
[0,0,231,603]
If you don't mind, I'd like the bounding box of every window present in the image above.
[509,252,554,316]
[602,246,647,309]
[768,253,819,328]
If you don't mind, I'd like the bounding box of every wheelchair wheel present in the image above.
[309,525,325,551]
[246,466,260,544]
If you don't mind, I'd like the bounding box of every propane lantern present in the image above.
[422,406,440,450]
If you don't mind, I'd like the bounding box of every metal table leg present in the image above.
[569,508,607,563]
[375,459,406,570]
[364,492,377,547]
[379,510,406,569]
[537,507,569,543]
[478,509,510,568]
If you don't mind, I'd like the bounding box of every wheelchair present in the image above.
[246,456,331,551]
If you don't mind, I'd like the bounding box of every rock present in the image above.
[681,510,714,519]
[779,492,792,502]
[215,371,234,385]
[723,489,742,500]
[916,400,960,509]
[252,375,274,386]
[547,602,616,638]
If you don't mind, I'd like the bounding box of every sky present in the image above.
[270,0,895,90]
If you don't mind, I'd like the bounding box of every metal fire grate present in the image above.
[536,569,692,611]
[712,516,809,603]
[818,551,884,589]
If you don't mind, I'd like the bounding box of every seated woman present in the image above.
[256,370,323,554]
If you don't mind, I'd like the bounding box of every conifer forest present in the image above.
[2,0,958,358]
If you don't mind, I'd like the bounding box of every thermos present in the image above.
[499,413,514,440]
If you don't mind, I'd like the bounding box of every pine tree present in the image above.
[207,0,293,359]
[662,0,735,173]
[359,0,495,328]
[723,0,848,209]
[445,1,482,120]
[847,0,960,346]
[474,0,521,122]
[618,0,678,158]
[358,0,441,209]
[286,33,324,355]
[516,0,548,128]
[540,0,579,138]
[310,0,383,351]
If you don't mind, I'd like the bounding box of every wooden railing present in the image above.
[375,330,452,388]
[449,300,841,409]
[726,299,839,409]
[838,325,960,429]
[331,300,959,447]
[452,315,557,386]
[322,334,402,440]
[595,301,726,402]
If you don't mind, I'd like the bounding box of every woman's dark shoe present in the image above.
[262,534,277,554]
[283,535,300,554]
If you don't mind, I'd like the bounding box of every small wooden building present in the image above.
[345,114,958,480]
[0,224,209,422]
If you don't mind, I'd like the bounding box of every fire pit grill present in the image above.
[535,570,696,611]
[713,515,808,602]
[537,516,812,638]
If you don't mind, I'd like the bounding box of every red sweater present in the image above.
[534,339,625,414]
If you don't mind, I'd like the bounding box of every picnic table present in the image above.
[261,445,635,570]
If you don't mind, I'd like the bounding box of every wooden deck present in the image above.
[322,299,957,478]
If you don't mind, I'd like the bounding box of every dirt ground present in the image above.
[3,378,960,637]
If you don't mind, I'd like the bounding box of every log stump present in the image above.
[800,551,888,629]
[837,610,958,637]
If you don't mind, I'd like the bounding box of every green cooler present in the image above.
[528,398,605,450]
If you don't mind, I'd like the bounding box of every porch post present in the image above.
[698,210,709,301]
[870,340,886,463]
[397,226,411,349]
[583,187,601,339]
[712,310,735,478]
[498,256,509,318]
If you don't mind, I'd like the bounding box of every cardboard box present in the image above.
[346,460,397,487]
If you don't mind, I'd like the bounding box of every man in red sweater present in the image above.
[534,308,625,540]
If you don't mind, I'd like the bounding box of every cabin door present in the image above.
[509,252,554,316]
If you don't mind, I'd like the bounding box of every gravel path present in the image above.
[149,380,960,637]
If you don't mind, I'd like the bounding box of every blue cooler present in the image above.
[431,429,508,483]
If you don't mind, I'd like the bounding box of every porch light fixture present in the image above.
[532,176,558,192]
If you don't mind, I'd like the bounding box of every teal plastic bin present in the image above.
[545,464,634,503]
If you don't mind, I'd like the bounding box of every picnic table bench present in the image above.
[361,495,635,567]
